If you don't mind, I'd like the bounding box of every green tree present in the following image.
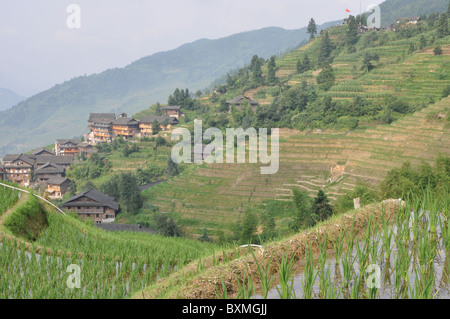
[346,15,359,48]
[119,172,142,214]
[297,54,312,73]
[361,52,380,72]
[318,31,333,66]
[316,63,335,91]
[434,45,443,55]
[291,188,315,231]
[312,190,333,222]
[252,56,263,84]
[154,213,182,237]
[166,155,180,178]
[267,56,277,84]
[199,225,212,242]
[240,211,258,244]
[307,18,317,40]
[437,13,449,38]
[408,42,416,54]
[152,120,160,135]
[419,35,427,50]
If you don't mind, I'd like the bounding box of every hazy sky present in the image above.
[0,0,384,97]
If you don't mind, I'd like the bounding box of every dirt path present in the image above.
[0,192,29,229]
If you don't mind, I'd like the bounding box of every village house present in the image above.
[88,113,116,144]
[1,154,35,187]
[112,117,140,139]
[77,142,98,158]
[396,17,421,25]
[34,162,65,183]
[61,189,120,224]
[46,177,71,200]
[139,116,179,136]
[29,148,54,157]
[162,106,182,119]
[35,155,73,170]
[55,139,82,157]
[226,95,259,112]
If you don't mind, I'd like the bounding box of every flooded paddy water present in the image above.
[254,200,449,299]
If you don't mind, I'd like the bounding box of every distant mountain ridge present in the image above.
[0,22,338,156]
[0,88,24,112]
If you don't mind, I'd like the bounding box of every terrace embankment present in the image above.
[135,198,404,299]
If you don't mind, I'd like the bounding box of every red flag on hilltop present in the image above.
[346,9,351,13]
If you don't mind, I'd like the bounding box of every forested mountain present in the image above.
[0,88,24,112]
[380,0,449,26]
[0,23,338,156]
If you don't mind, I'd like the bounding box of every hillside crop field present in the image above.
[0,186,217,298]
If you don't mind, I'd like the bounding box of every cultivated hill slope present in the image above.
[0,23,339,157]
[142,24,450,236]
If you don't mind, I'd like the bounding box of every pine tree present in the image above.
[252,56,263,83]
[318,31,332,66]
[119,172,142,214]
[307,18,317,40]
[346,15,359,47]
[312,190,333,222]
[419,35,427,50]
[240,211,258,244]
[152,119,160,135]
[267,56,277,83]
[437,13,449,38]
[297,54,312,73]
[291,188,314,231]
[316,63,335,91]
[166,155,180,177]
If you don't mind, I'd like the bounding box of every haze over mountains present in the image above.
[0,88,24,112]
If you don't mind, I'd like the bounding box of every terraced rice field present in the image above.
[144,96,450,236]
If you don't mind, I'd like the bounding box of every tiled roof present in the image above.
[62,189,120,211]
[140,116,179,125]
[226,95,259,105]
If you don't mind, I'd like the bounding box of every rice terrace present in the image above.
[0,0,450,305]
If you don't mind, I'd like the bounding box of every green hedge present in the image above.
[4,195,48,242]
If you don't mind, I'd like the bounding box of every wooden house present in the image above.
[35,155,73,170]
[88,113,116,144]
[55,139,82,157]
[226,95,259,112]
[139,116,179,136]
[77,142,98,158]
[162,106,181,118]
[61,189,120,223]
[112,117,140,139]
[30,148,54,157]
[34,162,65,182]
[46,177,71,199]
[1,154,35,187]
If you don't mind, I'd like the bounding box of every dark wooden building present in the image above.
[34,162,65,182]
[162,106,181,118]
[61,189,120,223]
[226,95,259,112]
